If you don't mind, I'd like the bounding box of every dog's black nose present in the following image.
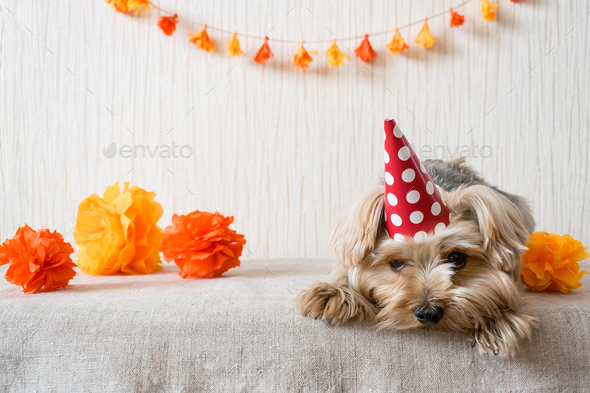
[414,306,444,326]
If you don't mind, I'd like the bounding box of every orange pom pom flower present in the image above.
[325,39,349,68]
[481,0,499,21]
[521,232,589,293]
[227,32,245,56]
[415,17,436,48]
[161,210,246,279]
[254,36,273,64]
[158,14,179,36]
[386,27,409,55]
[189,24,215,52]
[355,34,377,62]
[0,225,76,294]
[73,182,164,276]
[293,41,317,68]
[450,8,465,27]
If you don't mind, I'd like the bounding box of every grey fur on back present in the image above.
[423,158,535,232]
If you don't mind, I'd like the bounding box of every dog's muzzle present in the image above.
[414,305,444,326]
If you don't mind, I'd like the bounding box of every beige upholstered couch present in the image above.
[2,260,589,392]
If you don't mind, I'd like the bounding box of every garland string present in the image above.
[151,0,476,44]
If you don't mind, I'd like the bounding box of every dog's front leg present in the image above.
[472,308,538,358]
[295,280,376,325]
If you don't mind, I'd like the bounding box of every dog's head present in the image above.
[331,184,530,332]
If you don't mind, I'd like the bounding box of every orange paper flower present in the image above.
[227,32,245,56]
[73,182,164,275]
[415,17,436,48]
[107,0,128,13]
[161,210,246,279]
[158,14,179,36]
[254,36,273,64]
[0,225,76,294]
[450,8,465,27]
[355,34,377,62]
[189,24,215,52]
[481,0,499,21]
[293,41,317,68]
[521,232,589,293]
[127,0,152,16]
[325,39,349,67]
[386,27,409,54]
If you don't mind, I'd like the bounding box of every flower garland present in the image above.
[103,0,518,69]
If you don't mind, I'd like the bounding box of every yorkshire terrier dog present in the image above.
[297,138,538,357]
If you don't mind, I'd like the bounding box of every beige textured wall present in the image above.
[1,0,589,259]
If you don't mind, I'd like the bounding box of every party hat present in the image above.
[384,118,451,241]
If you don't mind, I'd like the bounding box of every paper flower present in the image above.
[325,39,349,67]
[355,34,377,62]
[481,0,499,21]
[73,182,164,275]
[415,17,436,48]
[158,14,179,36]
[189,24,215,52]
[227,32,245,56]
[293,41,317,68]
[127,0,152,16]
[450,8,465,27]
[386,27,409,54]
[161,210,246,279]
[0,225,76,294]
[106,0,128,12]
[255,36,273,64]
[521,232,589,293]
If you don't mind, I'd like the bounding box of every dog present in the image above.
[296,158,537,357]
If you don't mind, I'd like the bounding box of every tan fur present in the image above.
[296,183,538,358]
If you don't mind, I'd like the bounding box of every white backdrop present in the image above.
[1,0,589,259]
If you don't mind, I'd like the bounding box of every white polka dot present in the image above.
[398,146,411,161]
[390,214,402,226]
[420,162,427,173]
[409,211,424,224]
[414,231,428,241]
[393,126,403,138]
[402,168,415,183]
[393,233,405,242]
[384,131,386,141]
[431,202,441,216]
[384,150,390,164]
[387,193,398,206]
[434,222,446,234]
[426,181,434,195]
[406,190,420,204]
[385,172,394,185]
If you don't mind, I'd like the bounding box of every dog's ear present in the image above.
[330,185,385,268]
[446,185,529,279]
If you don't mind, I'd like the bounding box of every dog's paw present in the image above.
[295,282,375,325]
[472,309,538,358]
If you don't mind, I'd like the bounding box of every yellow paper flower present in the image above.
[325,39,349,68]
[521,232,589,293]
[73,182,164,275]
[127,0,152,16]
[481,0,499,21]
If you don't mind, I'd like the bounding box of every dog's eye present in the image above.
[447,252,467,270]
[388,259,405,271]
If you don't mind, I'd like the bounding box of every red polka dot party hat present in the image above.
[384,118,451,241]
